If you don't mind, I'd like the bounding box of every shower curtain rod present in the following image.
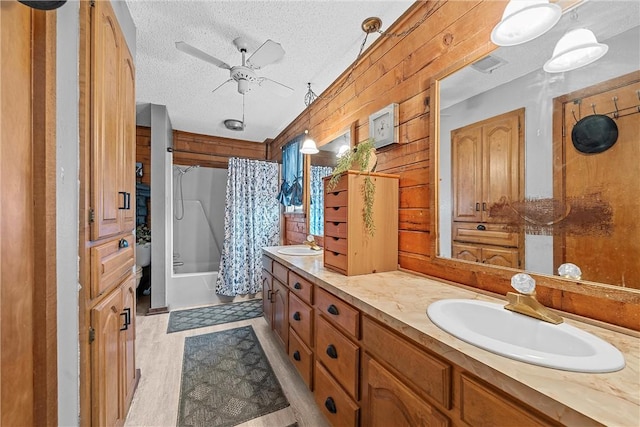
[166,147,279,164]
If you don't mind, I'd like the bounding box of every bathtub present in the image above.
[168,270,220,310]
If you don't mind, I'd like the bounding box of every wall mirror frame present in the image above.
[428,0,640,330]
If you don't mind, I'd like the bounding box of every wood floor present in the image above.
[125,303,329,427]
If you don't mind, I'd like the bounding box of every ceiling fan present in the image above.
[175,37,294,97]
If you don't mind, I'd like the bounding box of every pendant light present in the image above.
[543,28,608,73]
[491,0,562,46]
[300,130,318,154]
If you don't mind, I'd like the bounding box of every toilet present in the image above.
[135,243,151,288]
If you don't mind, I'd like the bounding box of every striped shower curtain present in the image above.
[216,158,280,296]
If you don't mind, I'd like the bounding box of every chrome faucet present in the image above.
[504,273,563,324]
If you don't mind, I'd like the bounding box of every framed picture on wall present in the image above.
[369,103,399,148]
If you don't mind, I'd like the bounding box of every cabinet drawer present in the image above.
[314,362,359,427]
[288,271,313,305]
[90,234,135,299]
[315,287,359,339]
[362,316,451,409]
[324,175,349,193]
[324,236,347,255]
[324,221,348,239]
[262,255,273,272]
[324,250,347,274]
[316,314,359,400]
[324,206,347,222]
[325,190,348,207]
[452,222,519,247]
[289,328,313,390]
[272,261,288,284]
[289,292,313,347]
[460,374,558,427]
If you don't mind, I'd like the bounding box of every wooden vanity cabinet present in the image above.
[262,258,289,351]
[288,271,315,389]
[323,171,399,276]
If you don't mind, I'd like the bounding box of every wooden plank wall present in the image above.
[172,129,268,168]
[267,0,640,330]
[135,126,151,226]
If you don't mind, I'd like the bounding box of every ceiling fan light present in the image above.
[491,0,561,46]
[543,29,608,73]
[300,137,319,154]
[237,78,249,94]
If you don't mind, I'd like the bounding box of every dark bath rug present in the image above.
[177,325,290,427]
[167,299,263,333]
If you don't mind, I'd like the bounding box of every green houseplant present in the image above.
[327,138,378,236]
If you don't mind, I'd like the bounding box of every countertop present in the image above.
[263,246,640,426]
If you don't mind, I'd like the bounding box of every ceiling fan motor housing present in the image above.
[231,66,258,93]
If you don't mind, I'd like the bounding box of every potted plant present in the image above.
[327,138,378,236]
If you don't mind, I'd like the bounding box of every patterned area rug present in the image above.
[167,299,263,333]
[177,326,290,427]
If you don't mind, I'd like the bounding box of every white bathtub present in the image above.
[168,270,219,310]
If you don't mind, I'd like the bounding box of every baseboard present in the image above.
[147,306,169,315]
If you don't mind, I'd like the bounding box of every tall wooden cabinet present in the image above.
[451,109,524,268]
[80,0,138,425]
[323,171,399,276]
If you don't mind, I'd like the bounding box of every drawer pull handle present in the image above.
[119,191,127,209]
[294,282,302,290]
[332,191,339,196]
[476,224,486,231]
[332,222,340,226]
[327,304,339,315]
[332,207,339,211]
[118,238,129,249]
[324,397,337,414]
[326,344,338,359]
[293,311,301,321]
[475,202,480,211]
[267,290,272,300]
[332,251,339,256]
[482,202,487,211]
[293,350,301,361]
[332,237,339,241]
[119,308,130,331]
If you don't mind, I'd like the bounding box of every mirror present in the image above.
[308,128,353,235]
[437,0,639,289]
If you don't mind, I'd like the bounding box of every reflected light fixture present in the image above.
[300,130,318,154]
[491,0,561,46]
[336,144,350,158]
[543,28,608,73]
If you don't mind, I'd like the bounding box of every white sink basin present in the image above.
[277,245,322,256]
[427,299,625,373]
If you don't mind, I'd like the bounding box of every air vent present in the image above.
[471,55,508,74]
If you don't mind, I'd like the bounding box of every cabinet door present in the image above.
[262,271,273,327]
[483,246,519,268]
[121,276,137,408]
[482,112,521,222]
[362,356,449,427]
[272,278,289,350]
[119,46,136,232]
[91,286,124,427]
[91,0,122,240]
[452,124,483,222]
[451,243,481,263]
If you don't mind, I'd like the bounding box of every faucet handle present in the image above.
[511,273,536,295]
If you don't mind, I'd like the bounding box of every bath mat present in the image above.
[167,299,263,333]
[177,325,289,427]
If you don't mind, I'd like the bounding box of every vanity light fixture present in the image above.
[300,130,318,154]
[336,144,350,158]
[491,0,562,46]
[543,28,608,73]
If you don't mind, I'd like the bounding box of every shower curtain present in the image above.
[309,165,333,235]
[216,158,280,296]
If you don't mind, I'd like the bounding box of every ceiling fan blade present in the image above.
[257,78,294,98]
[175,41,232,70]
[246,39,285,69]
[211,79,234,95]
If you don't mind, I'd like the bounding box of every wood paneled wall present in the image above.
[136,126,151,226]
[267,0,640,331]
[172,129,268,168]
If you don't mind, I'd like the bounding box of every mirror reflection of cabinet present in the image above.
[451,109,524,268]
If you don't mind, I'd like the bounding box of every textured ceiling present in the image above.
[126,0,414,142]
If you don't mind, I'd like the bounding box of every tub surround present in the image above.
[263,246,640,426]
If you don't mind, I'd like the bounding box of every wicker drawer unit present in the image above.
[323,171,399,276]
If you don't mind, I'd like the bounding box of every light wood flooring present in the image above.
[125,304,329,427]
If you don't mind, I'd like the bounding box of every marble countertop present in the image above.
[263,246,640,426]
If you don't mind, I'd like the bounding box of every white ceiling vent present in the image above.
[471,55,508,74]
